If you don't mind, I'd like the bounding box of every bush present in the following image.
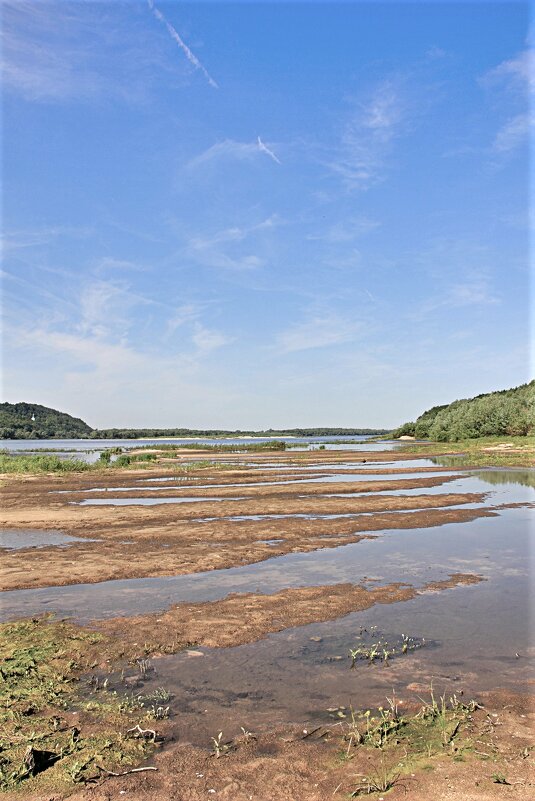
[392,381,535,442]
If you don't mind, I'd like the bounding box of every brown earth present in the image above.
[6,690,532,801]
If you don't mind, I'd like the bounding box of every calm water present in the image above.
[0,435,400,461]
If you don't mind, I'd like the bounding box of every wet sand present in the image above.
[1,449,533,800]
[0,452,494,592]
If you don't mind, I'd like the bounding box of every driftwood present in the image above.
[97,765,158,777]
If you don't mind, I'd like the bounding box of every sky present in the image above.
[1,0,532,430]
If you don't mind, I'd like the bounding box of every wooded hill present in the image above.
[392,381,534,441]
[0,402,93,440]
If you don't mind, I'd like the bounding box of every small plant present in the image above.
[492,773,511,785]
[210,731,234,758]
[349,631,424,667]
[137,687,171,704]
[344,694,406,752]
[240,726,257,742]
[64,756,94,784]
[145,704,170,720]
[136,658,152,677]
[351,756,401,796]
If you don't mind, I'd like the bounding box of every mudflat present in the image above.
[1,448,533,799]
[1,452,494,591]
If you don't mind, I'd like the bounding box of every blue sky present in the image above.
[1,0,532,429]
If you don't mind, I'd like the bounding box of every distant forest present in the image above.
[392,381,534,442]
[92,427,388,439]
[0,403,387,439]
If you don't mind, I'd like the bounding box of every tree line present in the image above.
[392,381,534,441]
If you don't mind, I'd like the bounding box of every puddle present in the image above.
[194,502,484,523]
[318,474,535,505]
[58,470,462,498]
[255,539,285,546]
[0,528,93,550]
[73,496,246,506]
[238,459,445,471]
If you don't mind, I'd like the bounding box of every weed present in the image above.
[344,695,406,753]
[351,756,401,796]
[492,773,511,785]
[0,453,93,474]
[137,687,171,704]
[136,658,153,677]
[145,704,170,720]
[349,631,424,667]
[0,617,156,792]
[210,732,234,758]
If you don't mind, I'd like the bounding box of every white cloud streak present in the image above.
[187,138,282,169]
[147,0,218,89]
[257,136,281,164]
[183,216,280,271]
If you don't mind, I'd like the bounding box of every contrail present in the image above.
[257,136,281,164]
[147,0,218,89]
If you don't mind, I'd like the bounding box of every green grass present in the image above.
[0,453,94,474]
[395,435,535,467]
[0,618,158,793]
[135,440,288,453]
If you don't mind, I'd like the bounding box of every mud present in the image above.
[96,573,484,653]
[4,691,531,801]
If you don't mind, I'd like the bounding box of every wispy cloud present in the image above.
[481,48,534,154]
[147,0,218,89]
[483,48,535,94]
[492,112,531,153]
[307,216,380,243]
[187,138,282,169]
[328,78,408,190]
[182,216,280,271]
[1,225,92,254]
[411,279,500,320]
[191,323,233,354]
[1,0,204,103]
[94,257,147,275]
[276,312,362,353]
